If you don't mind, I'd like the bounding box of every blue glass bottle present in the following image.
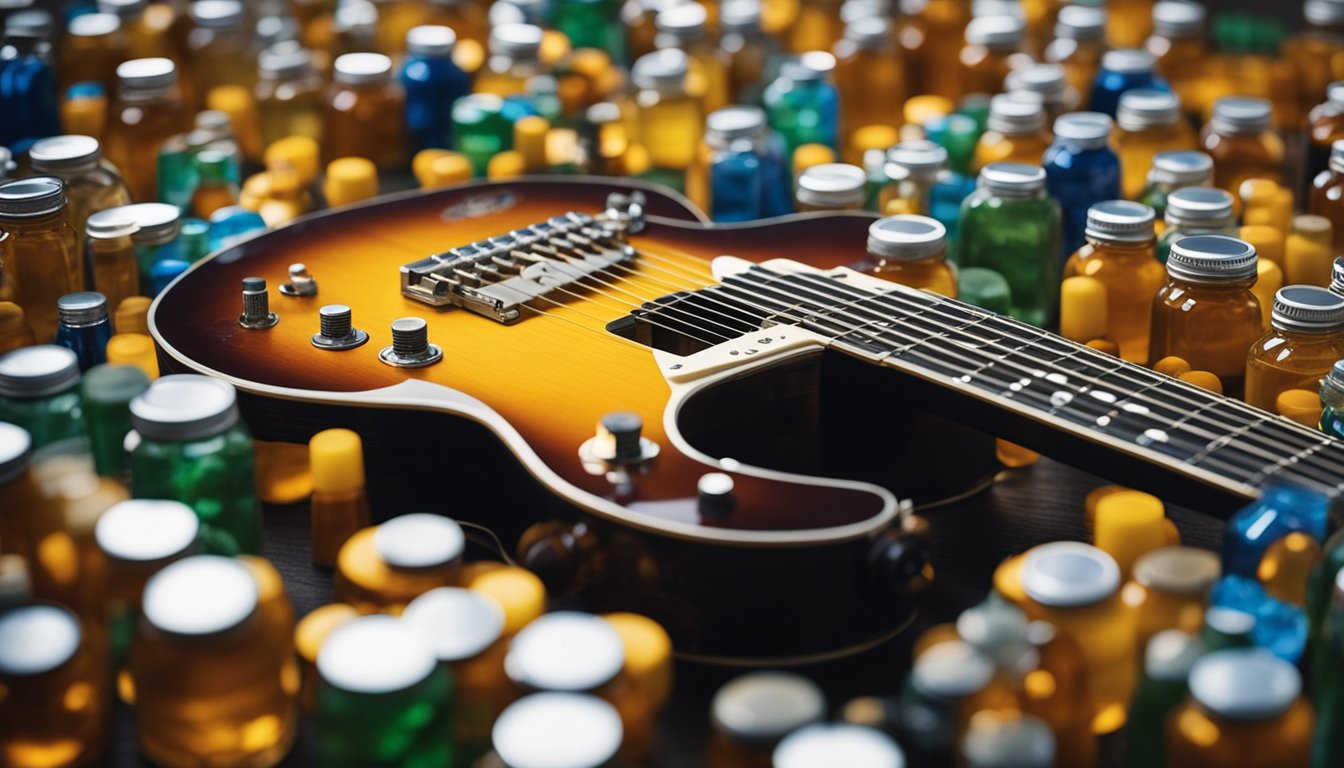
[0,26,59,151]
[1321,360,1344,439]
[399,25,472,154]
[763,52,840,158]
[54,292,112,371]
[207,205,267,250]
[930,172,977,248]
[1209,574,1309,663]
[704,106,765,222]
[1043,112,1121,260]
[760,131,793,217]
[1222,485,1330,578]
[1088,49,1170,119]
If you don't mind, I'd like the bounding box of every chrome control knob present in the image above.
[378,316,442,367]
[311,304,368,350]
[279,263,318,296]
[697,472,735,518]
[238,277,278,329]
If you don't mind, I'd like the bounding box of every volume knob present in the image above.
[311,304,368,350]
[378,317,442,367]
[238,277,279,329]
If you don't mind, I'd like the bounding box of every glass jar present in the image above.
[189,149,239,219]
[79,362,148,479]
[476,23,545,98]
[0,345,83,448]
[1045,112,1122,259]
[1285,215,1335,287]
[1157,186,1237,263]
[959,14,1029,97]
[1123,547,1220,662]
[129,375,261,556]
[961,711,1054,768]
[29,135,132,278]
[451,94,513,176]
[858,215,957,297]
[255,41,325,148]
[0,177,82,342]
[113,202,181,297]
[1201,97,1286,196]
[655,3,730,114]
[308,428,370,567]
[1089,49,1170,119]
[1116,89,1198,200]
[553,0,624,63]
[54,292,112,373]
[323,53,407,170]
[333,513,465,613]
[879,140,947,216]
[103,58,192,202]
[1285,2,1344,145]
[1125,629,1203,768]
[1139,150,1214,225]
[184,0,256,111]
[1045,4,1107,106]
[60,12,126,97]
[764,52,840,159]
[1245,285,1344,411]
[1063,200,1165,362]
[1145,1,1211,124]
[699,106,770,222]
[399,25,471,155]
[833,16,906,138]
[708,671,824,768]
[0,422,39,558]
[973,93,1051,173]
[632,49,704,181]
[101,0,180,63]
[492,693,624,768]
[957,162,1061,327]
[1307,84,1344,193]
[1004,63,1079,122]
[720,0,778,106]
[1149,235,1262,398]
[0,23,59,151]
[898,0,971,101]
[795,163,865,212]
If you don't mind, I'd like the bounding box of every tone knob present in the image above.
[600,412,643,463]
[279,263,318,296]
[238,277,278,329]
[698,472,735,518]
[311,304,368,350]
[378,316,442,367]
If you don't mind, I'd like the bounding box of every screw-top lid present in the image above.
[0,422,32,484]
[1052,111,1112,148]
[95,499,198,562]
[1133,546,1221,595]
[912,639,996,698]
[142,555,257,636]
[406,24,456,58]
[189,0,243,28]
[120,202,181,245]
[130,374,239,441]
[780,51,836,82]
[1085,200,1155,243]
[774,724,906,768]
[5,9,54,39]
[1152,0,1204,38]
[1101,48,1156,74]
[1293,214,1333,243]
[965,14,1024,48]
[1004,64,1067,102]
[99,0,148,18]
[1021,541,1120,607]
[490,22,544,57]
[988,93,1046,134]
[1166,235,1258,283]
[844,16,892,50]
[403,587,506,661]
[255,13,297,45]
[884,140,948,179]
[1150,150,1213,186]
[1332,255,1344,294]
[1211,97,1273,135]
[0,345,80,398]
[506,612,626,691]
[493,693,624,768]
[977,162,1047,196]
[656,2,708,39]
[1189,648,1300,719]
[1331,138,1344,174]
[68,11,119,36]
[1325,359,1344,406]
[333,52,393,85]
[720,0,761,31]
[0,176,65,218]
[1117,89,1181,131]
[85,207,140,240]
[796,163,866,207]
[632,48,690,89]
[0,604,81,676]
[1306,0,1344,26]
[29,135,101,174]
[1054,4,1106,40]
[868,215,947,260]
[711,671,825,740]
[1271,285,1344,333]
[56,291,108,326]
[259,41,314,78]
[372,513,464,568]
[961,711,1055,768]
[117,57,177,90]
[706,105,766,142]
[1164,185,1233,227]
[318,614,438,693]
[1145,629,1204,681]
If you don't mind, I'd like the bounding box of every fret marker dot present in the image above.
[1046,373,1069,385]
[1051,391,1073,407]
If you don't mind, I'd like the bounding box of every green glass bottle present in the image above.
[925,113,982,177]
[1125,630,1203,768]
[452,94,514,176]
[79,363,149,480]
[1136,150,1213,223]
[128,375,261,556]
[955,163,1062,327]
[1307,528,1344,674]
[315,615,455,768]
[553,0,625,64]
[1200,606,1256,653]
[178,218,210,264]
[1313,564,1344,768]
[1320,360,1344,439]
[0,345,83,448]
[958,267,1014,315]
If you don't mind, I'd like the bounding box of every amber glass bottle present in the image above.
[103,58,192,202]
[255,41,325,147]
[60,12,126,96]
[322,53,407,170]
[899,0,971,101]
[632,49,704,179]
[1005,63,1079,122]
[1064,200,1166,363]
[0,178,82,343]
[1145,1,1211,123]
[858,215,958,296]
[1245,286,1344,412]
[1046,4,1108,105]
[655,3,730,114]
[1116,89,1198,200]
[960,14,1030,97]
[973,94,1051,172]
[28,135,132,279]
[1201,97,1285,196]
[184,0,256,111]
[833,16,906,137]
[1310,140,1344,259]
[1307,86,1344,192]
[475,23,544,98]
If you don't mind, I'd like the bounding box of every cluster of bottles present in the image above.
[0,373,677,767]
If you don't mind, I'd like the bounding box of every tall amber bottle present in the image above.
[103,58,192,203]
[655,3,730,114]
[255,42,325,147]
[960,14,1030,97]
[1064,200,1166,363]
[322,53,406,170]
[632,49,704,178]
[28,135,133,283]
[973,94,1051,172]
[184,0,256,111]
[1046,4,1108,106]
[900,0,971,101]
[475,23,545,98]
[1116,89,1197,200]
[833,16,906,137]
[857,215,958,296]
[1145,1,1211,123]
[60,12,127,97]
[1284,0,1344,144]
[1245,285,1344,413]
[308,428,371,568]
[1201,97,1286,196]
[0,178,82,343]
[1309,139,1344,258]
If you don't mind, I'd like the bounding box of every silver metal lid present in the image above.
[656,2,708,39]
[1332,138,1344,174]
[1211,97,1273,135]
[632,48,690,89]
[403,587,505,661]
[319,614,438,694]
[706,105,766,142]
[1133,546,1220,595]
[130,374,239,441]
[0,345,80,398]
[0,604,81,676]
[1021,541,1120,607]
[779,51,835,82]
[255,13,298,46]
[1101,48,1156,75]
[1054,4,1106,40]
[796,163,866,207]
[988,93,1045,134]
[1331,82,1344,108]
[1152,0,1203,38]
[333,52,393,85]
[955,599,1028,652]
[98,0,148,18]
[95,499,199,562]
[961,711,1055,768]
[912,639,995,698]
[1271,285,1344,333]
[117,57,177,90]
[0,176,65,218]
[844,16,891,50]
[68,11,119,36]
[259,41,314,78]
[885,140,948,178]
[1085,200,1155,243]
[5,9,54,39]
[490,22,544,57]
[142,555,258,636]
[720,0,762,31]
[56,291,108,326]
[1004,64,1066,100]
[1150,150,1213,186]
[1189,649,1300,719]
[711,671,825,740]
[85,207,140,240]
[406,24,456,58]
[868,215,947,260]
[1307,0,1344,26]
[964,14,1024,48]
[1333,255,1344,294]
[1326,359,1344,406]
[116,202,180,245]
[29,135,101,174]
[505,612,625,691]
[1165,186,1233,227]
[978,162,1047,196]
[372,513,464,568]
[774,724,906,768]
[1145,630,1203,681]
[189,0,243,28]
[493,693,624,768]
[1052,111,1112,148]
[1166,235,1258,283]
[1117,89,1181,131]
[0,422,31,484]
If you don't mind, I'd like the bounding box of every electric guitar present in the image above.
[150,177,1344,663]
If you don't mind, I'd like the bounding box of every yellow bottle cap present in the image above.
[1268,188,1294,234]
[1152,356,1191,377]
[904,95,954,127]
[1093,490,1166,577]
[514,116,550,172]
[1084,485,1127,536]
[254,440,313,504]
[792,143,837,177]
[1238,178,1279,208]
[1059,276,1108,343]
[60,93,107,138]
[1085,338,1119,356]
[1178,370,1222,394]
[540,29,571,65]
[468,566,546,636]
[265,136,322,185]
[453,38,486,74]
[849,124,900,165]
[323,157,379,207]
[114,296,152,335]
[412,148,454,186]
[1253,258,1283,330]
[487,150,528,180]
[604,612,674,707]
[426,153,475,187]
[1239,225,1284,267]
[1243,207,1274,227]
[294,602,360,664]
[309,428,365,494]
[105,333,159,379]
[1275,389,1323,428]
